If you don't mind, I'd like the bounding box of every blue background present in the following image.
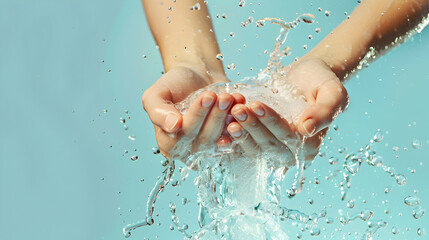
[0,0,428,239]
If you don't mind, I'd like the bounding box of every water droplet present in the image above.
[392,226,399,235]
[404,195,420,206]
[226,63,236,70]
[181,224,189,231]
[373,131,384,142]
[417,228,426,236]
[171,180,179,187]
[369,155,383,166]
[328,157,339,165]
[360,209,373,221]
[152,147,160,154]
[190,3,200,10]
[326,217,334,224]
[395,174,407,185]
[146,217,154,225]
[315,27,321,33]
[238,0,245,7]
[347,200,355,208]
[314,177,320,184]
[131,155,138,161]
[216,53,224,61]
[297,14,315,24]
[120,118,126,123]
[128,135,136,141]
[413,207,425,219]
[229,32,235,37]
[345,156,362,174]
[308,198,314,205]
[310,227,321,236]
[325,10,331,16]
[161,160,169,167]
[412,138,422,149]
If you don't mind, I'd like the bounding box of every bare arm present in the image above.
[141,0,237,158]
[142,0,224,76]
[303,0,429,80]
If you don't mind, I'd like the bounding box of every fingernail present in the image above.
[230,130,242,138]
[251,104,265,117]
[229,126,242,138]
[165,113,179,132]
[303,119,316,136]
[219,96,231,111]
[232,108,247,121]
[202,95,214,108]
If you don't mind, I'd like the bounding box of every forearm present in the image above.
[303,0,429,81]
[142,0,224,77]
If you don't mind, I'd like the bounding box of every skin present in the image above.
[141,0,429,161]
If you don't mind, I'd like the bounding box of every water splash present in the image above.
[123,14,315,239]
[122,11,425,240]
[123,160,175,237]
[345,12,429,80]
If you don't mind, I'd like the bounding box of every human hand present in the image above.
[142,66,245,159]
[226,58,348,161]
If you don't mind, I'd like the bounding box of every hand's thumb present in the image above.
[142,89,183,133]
[297,80,348,137]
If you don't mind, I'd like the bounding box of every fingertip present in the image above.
[201,94,216,109]
[202,91,217,99]
[231,104,248,122]
[299,118,316,137]
[227,122,242,138]
[249,101,265,117]
[164,112,183,133]
[232,93,246,104]
[218,93,234,111]
[231,103,245,112]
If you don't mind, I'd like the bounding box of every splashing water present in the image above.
[123,14,315,239]
[123,12,426,239]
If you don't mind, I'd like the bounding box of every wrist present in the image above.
[169,60,229,85]
[301,51,348,82]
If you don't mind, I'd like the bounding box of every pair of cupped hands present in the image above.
[142,58,348,164]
